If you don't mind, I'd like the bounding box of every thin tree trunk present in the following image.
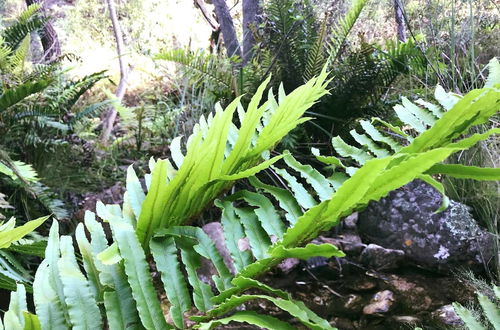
[194,0,219,31]
[101,0,128,145]
[193,0,221,53]
[394,0,407,42]
[212,0,242,59]
[242,0,260,64]
[25,0,61,62]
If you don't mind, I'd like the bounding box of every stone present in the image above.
[383,274,434,312]
[343,212,359,229]
[330,317,356,330]
[340,232,366,255]
[358,179,494,273]
[390,315,421,325]
[432,304,464,327]
[370,272,475,313]
[202,222,236,274]
[277,258,300,274]
[344,276,378,292]
[359,244,405,270]
[317,233,366,256]
[363,290,395,315]
[329,294,365,316]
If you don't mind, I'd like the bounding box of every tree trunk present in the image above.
[25,0,61,62]
[242,0,260,64]
[193,0,221,54]
[212,0,242,59]
[100,0,128,145]
[394,0,407,42]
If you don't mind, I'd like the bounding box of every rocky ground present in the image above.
[72,179,494,329]
[203,180,493,329]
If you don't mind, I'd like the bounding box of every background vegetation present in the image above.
[0,0,498,329]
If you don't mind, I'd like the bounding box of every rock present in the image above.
[360,244,405,270]
[358,179,493,273]
[277,258,300,274]
[343,212,359,229]
[390,315,421,326]
[318,234,366,256]
[329,294,365,316]
[363,290,395,315]
[382,274,434,312]
[432,304,464,327]
[344,276,378,292]
[330,317,356,330]
[202,222,236,274]
[369,272,475,314]
[340,232,366,255]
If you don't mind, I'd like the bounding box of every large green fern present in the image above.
[1,61,497,329]
[133,69,329,248]
[1,4,46,51]
[156,49,236,94]
[0,213,48,292]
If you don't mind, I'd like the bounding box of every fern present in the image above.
[312,37,427,136]
[264,0,318,88]
[2,4,46,51]
[453,284,500,330]
[0,154,68,220]
[326,0,368,66]
[303,14,329,82]
[0,216,48,292]
[0,8,106,152]
[133,69,329,248]
[44,70,107,113]
[156,49,237,98]
[0,78,52,111]
[6,61,497,329]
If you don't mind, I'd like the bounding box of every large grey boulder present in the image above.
[358,180,494,273]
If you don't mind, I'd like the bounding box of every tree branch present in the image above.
[101,0,128,145]
[212,0,242,59]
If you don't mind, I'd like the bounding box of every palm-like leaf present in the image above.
[18,61,500,329]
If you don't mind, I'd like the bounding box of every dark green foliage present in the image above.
[158,0,424,148]
[314,38,426,135]
[7,64,498,328]
[1,4,47,50]
[0,5,106,224]
[156,49,238,101]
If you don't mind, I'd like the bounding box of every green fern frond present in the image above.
[0,78,52,111]
[44,70,107,112]
[8,36,30,78]
[2,4,46,51]
[303,13,329,82]
[10,62,500,329]
[264,0,319,88]
[133,69,330,247]
[453,286,500,330]
[485,57,500,88]
[327,0,368,65]
[156,49,235,95]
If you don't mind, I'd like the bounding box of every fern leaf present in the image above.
[327,0,368,65]
[303,14,329,82]
[2,5,47,50]
[485,57,500,87]
[0,79,52,111]
[196,311,296,330]
[150,237,191,329]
